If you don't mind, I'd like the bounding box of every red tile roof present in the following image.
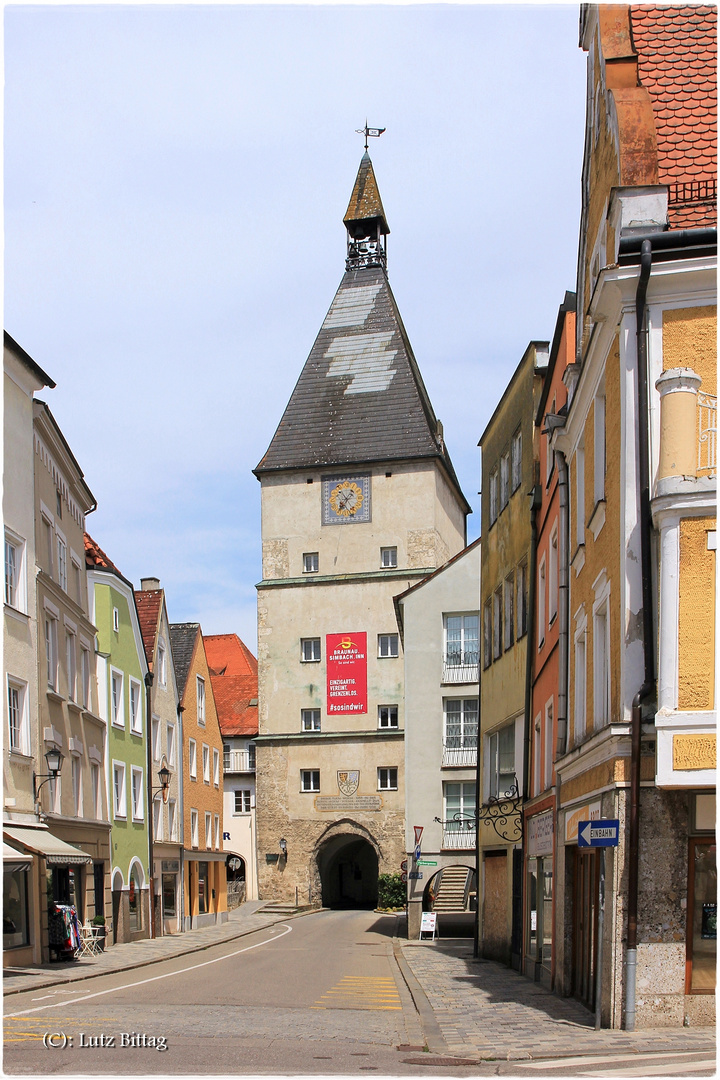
[203,634,258,737]
[631,5,717,228]
[134,590,163,670]
[84,532,123,576]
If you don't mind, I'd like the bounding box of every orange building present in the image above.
[169,623,227,929]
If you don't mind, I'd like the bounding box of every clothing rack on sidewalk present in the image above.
[48,902,81,961]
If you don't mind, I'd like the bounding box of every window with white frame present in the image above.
[488,724,516,799]
[545,397,556,486]
[377,767,398,790]
[110,669,124,726]
[166,721,176,767]
[489,468,498,525]
[168,798,178,840]
[213,747,220,786]
[533,714,542,797]
[131,767,144,821]
[444,698,478,750]
[444,613,479,669]
[71,555,82,605]
[544,699,554,791]
[151,716,161,762]
[91,762,101,818]
[301,709,321,732]
[57,535,68,593]
[235,789,251,814]
[202,744,210,784]
[500,451,510,510]
[516,560,528,639]
[42,513,54,577]
[593,590,610,729]
[7,678,28,755]
[537,558,546,649]
[301,638,321,662]
[205,811,212,849]
[574,625,587,746]
[301,770,320,792]
[71,756,82,816]
[378,705,399,729]
[190,808,199,847]
[45,615,58,691]
[129,679,142,734]
[503,576,514,652]
[214,814,220,850]
[594,387,606,504]
[511,428,522,493]
[248,743,256,770]
[112,606,119,632]
[157,642,167,686]
[113,762,127,819]
[380,546,397,568]
[549,526,558,624]
[378,634,399,658]
[303,552,319,573]
[48,772,61,814]
[65,631,77,702]
[492,587,502,661]
[197,676,205,725]
[153,796,162,842]
[443,782,476,836]
[189,739,197,780]
[80,646,91,709]
[483,600,492,669]
[4,531,26,611]
[575,443,585,547]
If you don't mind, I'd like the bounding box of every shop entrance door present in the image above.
[572,847,600,1010]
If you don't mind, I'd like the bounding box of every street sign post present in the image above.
[577,819,620,847]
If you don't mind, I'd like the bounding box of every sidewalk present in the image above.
[2,901,308,997]
[397,938,717,1063]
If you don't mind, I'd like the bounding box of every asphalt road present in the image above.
[4,909,716,1078]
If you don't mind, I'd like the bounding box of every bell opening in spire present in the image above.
[344,152,390,272]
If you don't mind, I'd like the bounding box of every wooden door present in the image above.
[572,848,599,1009]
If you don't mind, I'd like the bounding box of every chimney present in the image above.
[141,577,161,591]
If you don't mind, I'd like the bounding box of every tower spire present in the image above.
[343,147,390,272]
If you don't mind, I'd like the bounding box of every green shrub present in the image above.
[377,872,406,909]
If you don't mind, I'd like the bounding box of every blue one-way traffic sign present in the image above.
[577,819,620,847]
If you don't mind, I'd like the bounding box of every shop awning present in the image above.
[3,825,93,866]
[3,841,32,872]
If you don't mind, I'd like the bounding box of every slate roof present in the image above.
[343,152,389,236]
[134,589,163,670]
[169,623,200,702]
[203,635,258,738]
[631,5,717,229]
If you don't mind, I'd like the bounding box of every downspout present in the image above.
[144,671,155,938]
[523,483,542,801]
[625,238,656,1032]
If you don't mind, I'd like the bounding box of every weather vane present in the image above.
[356,121,386,151]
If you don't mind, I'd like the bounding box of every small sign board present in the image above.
[401,872,407,884]
[417,860,437,867]
[408,871,423,880]
[577,819,620,847]
[414,844,422,862]
[400,859,408,872]
[420,912,437,941]
[413,826,424,845]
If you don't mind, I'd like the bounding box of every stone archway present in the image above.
[315,828,380,909]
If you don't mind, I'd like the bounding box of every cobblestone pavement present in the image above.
[2,902,300,997]
[399,940,716,1062]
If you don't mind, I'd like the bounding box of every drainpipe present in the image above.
[144,671,155,939]
[625,238,656,1032]
[523,483,542,801]
[556,451,570,757]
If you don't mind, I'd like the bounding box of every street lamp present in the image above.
[33,748,64,802]
[279,838,288,857]
[151,757,171,804]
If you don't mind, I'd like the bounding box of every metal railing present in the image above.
[223,749,255,773]
[440,825,477,851]
[668,180,717,206]
[442,740,478,768]
[698,393,717,475]
[442,660,480,684]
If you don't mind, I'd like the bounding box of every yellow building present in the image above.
[169,623,227,929]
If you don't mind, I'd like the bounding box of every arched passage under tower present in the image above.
[316,831,379,909]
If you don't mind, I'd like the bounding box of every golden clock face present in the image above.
[329,480,363,517]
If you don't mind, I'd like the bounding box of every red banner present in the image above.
[326,633,367,714]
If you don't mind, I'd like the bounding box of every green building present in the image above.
[86,534,150,944]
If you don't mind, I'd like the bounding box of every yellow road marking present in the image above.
[312,975,402,1011]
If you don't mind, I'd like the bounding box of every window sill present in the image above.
[130,727,143,738]
[549,612,557,628]
[46,690,64,704]
[300,659,321,664]
[4,604,29,624]
[571,543,586,577]
[67,700,83,715]
[8,750,33,765]
[588,499,606,541]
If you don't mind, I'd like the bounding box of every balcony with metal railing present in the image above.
[441,737,478,768]
[439,822,477,850]
[223,748,255,774]
[698,392,717,476]
[442,649,480,685]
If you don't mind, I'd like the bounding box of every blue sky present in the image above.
[5,3,587,652]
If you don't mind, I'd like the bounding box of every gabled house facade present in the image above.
[86,535,151,944]
[551,3,716,1028]
[395,540,481,940]
[253,152,470,909]
[135,578,183,935]
[479,340,547,969]
[169,623,227,928]
[204,634,259,904]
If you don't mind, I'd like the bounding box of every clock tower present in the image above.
[253,150,470,906]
